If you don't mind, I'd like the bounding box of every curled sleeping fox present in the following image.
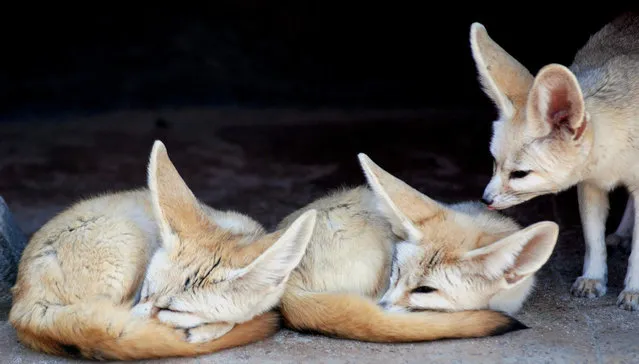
[277,153,559,342]
[8,141,317,360]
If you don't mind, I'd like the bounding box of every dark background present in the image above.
[0,5,636,233]
[0,5,632,120]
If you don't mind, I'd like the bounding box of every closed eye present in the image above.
[411,286,437,294]
[155,304,194,316]
[509,170,531,179]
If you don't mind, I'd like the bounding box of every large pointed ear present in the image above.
[148,140,208,253]
[230,209,317,289]
[358,153,446,242]
[470,23,534,119]
[526,64,587,140]
[462,221,559,286]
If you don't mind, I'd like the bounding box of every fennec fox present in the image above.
[9,140,317,360]
[469,13,639,310]
[276,153,559,342]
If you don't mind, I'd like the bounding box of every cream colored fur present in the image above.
[276,153,558,342]
[469,13,639,310]
[9,140,316,360]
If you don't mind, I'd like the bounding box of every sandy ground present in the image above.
[1,108,638,363]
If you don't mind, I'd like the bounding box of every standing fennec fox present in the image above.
[469,13,639,310]
[277,153,559,342]
[9,140,317,360]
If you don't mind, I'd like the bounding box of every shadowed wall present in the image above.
[0,5,631,119]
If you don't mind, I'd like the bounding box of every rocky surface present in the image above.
[0,196,27,319]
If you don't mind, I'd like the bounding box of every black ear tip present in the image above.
[490,316,530,336]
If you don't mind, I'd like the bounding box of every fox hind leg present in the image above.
[606,196,634,254]
[617,191,639,311]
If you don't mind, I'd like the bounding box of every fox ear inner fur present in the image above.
[463,221,559,286]
[526,64,588,140]
[229,209,317,290]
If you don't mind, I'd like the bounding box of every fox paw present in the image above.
[184,323,234,343]
[605,233,632,254]
[617,290,639,311]
[131,301,154,318]
[570,277,607,298]
[157,310,206,329]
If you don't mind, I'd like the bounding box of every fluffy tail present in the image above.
[280,290,526,342]
[10,300,279,360]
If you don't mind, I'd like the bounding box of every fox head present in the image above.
[133,141,316,328]
[469,23,593,210]
[358,154,559,315]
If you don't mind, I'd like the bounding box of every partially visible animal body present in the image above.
[470,12,639,310]
[0,196,28,305]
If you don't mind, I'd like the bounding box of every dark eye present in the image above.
[411,286,437,294]
[509,170,531,179]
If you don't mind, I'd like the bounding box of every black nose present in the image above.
[481,197,493,206]
[378,301,390,310]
